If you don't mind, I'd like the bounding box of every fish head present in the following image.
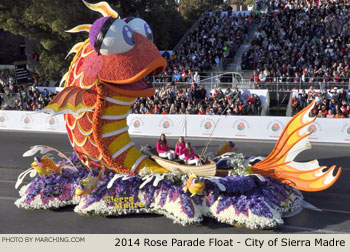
[87,16,166,97]
[75,175,99,196]
[187,175,205,195]
[75,185,87,196]
[31,159,42,169]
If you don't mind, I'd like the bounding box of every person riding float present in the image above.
[183,142,201,166]
[156,134,175,160]
[175,136,186,160]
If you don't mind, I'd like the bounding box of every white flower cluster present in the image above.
[208,196,284,229]
[215,152,251,176]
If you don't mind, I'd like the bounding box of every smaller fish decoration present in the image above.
[75,175,99,196]
[183,174,205,196]
[31,156,62,176]
[23,145,77,171]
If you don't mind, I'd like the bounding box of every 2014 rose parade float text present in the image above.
[113,237,345,247]
[14,0,341,230]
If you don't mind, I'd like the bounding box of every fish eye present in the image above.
[193,178,198,183]
[199,177,204,182]
[127,18,153,41]
[93,18,135,55]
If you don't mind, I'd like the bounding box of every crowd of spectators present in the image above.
[0,71,57,111]
[1,84,57,111]
[131,83,262,116]
[291,86,350,118]
[155,11,255,83]
[243,0,350,85]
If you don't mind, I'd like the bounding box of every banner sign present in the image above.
[0,111,349,143]
[0,111,66,132]
[127,114,186,137]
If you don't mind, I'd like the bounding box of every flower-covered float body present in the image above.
[15,1,342,229]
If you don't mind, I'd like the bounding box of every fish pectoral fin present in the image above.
[182,186,187,192]
[43,86,97,115]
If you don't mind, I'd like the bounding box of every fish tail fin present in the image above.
[252,101,341,191]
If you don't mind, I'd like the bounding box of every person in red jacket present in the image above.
[183,142,201,166]
[290,94,299,115]
[247,94,256,114]
[175,136,186,160]
[161,107,168,114]
[197,107,206,115]
[157,134,175,160]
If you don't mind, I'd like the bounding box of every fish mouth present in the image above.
[192,184,204,189]
[99,56,166,97]
[75,188,85,196]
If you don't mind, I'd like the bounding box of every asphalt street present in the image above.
[0,130,349,234]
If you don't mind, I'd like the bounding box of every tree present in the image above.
[0,0,97,81]
[0,0,188,81]
[227,0,255,7]
[179,0,225,22]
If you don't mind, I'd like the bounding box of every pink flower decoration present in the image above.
[83,53,104,78]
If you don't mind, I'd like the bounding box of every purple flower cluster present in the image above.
[180,192,195,218]
[168,186,180,203]
[206,176,291,218]
[23,155,89,205]
[219,176,258,194]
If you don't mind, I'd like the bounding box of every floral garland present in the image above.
[15,152,304,230]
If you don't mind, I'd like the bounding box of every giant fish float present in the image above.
[15,1,342,229]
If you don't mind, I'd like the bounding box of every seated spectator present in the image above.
[198,107,206,115]
[161,107,168,115]
[326,110,334,118]
[291,94,299,115]
[335,110,345,118]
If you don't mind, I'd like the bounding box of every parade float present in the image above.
[14,1,342,229]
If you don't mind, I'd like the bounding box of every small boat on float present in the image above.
[148,149,216,177]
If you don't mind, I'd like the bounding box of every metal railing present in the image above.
[243,80,350,91]
[150,71,245,90]
[149,73,350,92]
